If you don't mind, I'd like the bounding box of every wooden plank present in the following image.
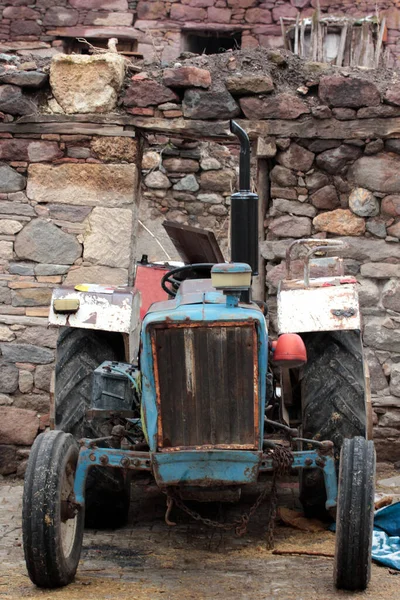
[375,16,386,68]
[343,22,352,66]
[17,113,132,125]
[294,13,300,56]
[280,17,288,50]
[0,122,130,136]
[300,19,306,58]
[336,23,348,66]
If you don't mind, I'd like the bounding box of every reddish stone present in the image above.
[272,5,298,19]
[123,80,178,108]
[277,142,314,172]
[3,6,39,19]
[163,158,199,172]
[0,139,62,162]
[163,67,211,89]
[384,7,400,30]
[245,7,272,23]
[316,145,362,174]
[182,0,214,6]
[384,83,400,107]
[319,76,380,108]
[291,0,311,7]
[137,2,166,20]
[0,406,38,446]
[69,0,128,8]
[269,215,311,238]
[310,185,340,209]
[357,105,400,118]
[10,20,42,36]
[332,107,356,120]
[240,93,309,120]
[43,7,79,27]
[170,5,206,20]
[0,445,17,476]
[227,0,257,6]
[241,34,259,49]
[313,209,365,236]
[252,24,282,35]
[164,110,183,118]
[207,7,232,22]
[381,195,400,217]
[126,107,154,116]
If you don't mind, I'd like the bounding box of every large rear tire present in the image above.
[55,327,130,528]
[300,331,367,517]
[23,431,84,588]
[334,437,375,591]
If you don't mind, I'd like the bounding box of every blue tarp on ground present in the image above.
[372,501,400,571]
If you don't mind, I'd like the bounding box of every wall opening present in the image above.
[182,31,242,55]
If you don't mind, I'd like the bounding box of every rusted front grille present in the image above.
[151,322,259,450]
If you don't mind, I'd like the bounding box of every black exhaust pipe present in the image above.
[229,121,259,275]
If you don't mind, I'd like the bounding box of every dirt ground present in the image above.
[1,467,399,600]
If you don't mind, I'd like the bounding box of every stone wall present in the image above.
[2,47,400,471]
[1,1,400,66]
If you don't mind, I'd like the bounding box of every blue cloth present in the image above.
[328,501,400,570]
[372,502,400,571]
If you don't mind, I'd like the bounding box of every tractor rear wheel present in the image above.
[55,327,131,528]
[300,330,368,517]
[334,437,375,590]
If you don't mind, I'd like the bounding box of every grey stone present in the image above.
[0,287,11,304]
[305,171,330,191]
[364,347,388,392]
[64,265,128,286]
[366,218,387,239]
[12,393,49,414]
[276,143,314,172]
[173,175,199,192]
[0,84,37,115]
[310,185,339,209]
[361,263,400,278]
[311,105,332,119]
[19,370,33,393]
[183,89,240,119]
[197,193,224,205]
[34,264,69,276]
[34,364,53,392]
[12,287,52,307]
[270,165,297,187]
[364,139,384,155]
[270,199,316,218]
[209,205,228,216]
[200,158,221,171]
[332,107,356,120]
[0,201,33,216]
[8,262,34,276]
[47,204,92,222]
[15,326,58,349]
[0,70,47,88]
[390,363,400,398]
[0,445,17,475]
[306,139,341,153]
[0,361,19,394]
[271,187,297,200]
[144,171,171,189]
[357,278,380,307]
[269,215,312,238]
[14,219,81,264]
[377,474,400,486]
[382,279,400,312]
[364,318,400,352]
[385,139,400,154]
[316,145,362,174]
[83,207,133,269]
[349,188,379,217]
[66,146,91,159]
[0,343,54,364]
[350,154,400,194]
[0,164,26,193]
[0,394,12,406]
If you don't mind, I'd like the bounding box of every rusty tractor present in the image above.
[22,121,375,592]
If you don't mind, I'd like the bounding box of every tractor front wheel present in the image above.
[22,431,84,588]
[334,436,375,591]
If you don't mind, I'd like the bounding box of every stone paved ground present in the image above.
[0,470,399,600]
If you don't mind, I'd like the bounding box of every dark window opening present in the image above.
[183,31,241,55]
[62,38,138,55]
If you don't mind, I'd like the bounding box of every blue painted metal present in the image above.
[140,290,268,453]
[259,450,338,511]
[152,449,262,487]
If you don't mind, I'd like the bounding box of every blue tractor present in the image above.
[22,122,375,592]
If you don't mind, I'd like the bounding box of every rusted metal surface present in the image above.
[278,282,360,334]
[285,239,345,280]
[151,321,259,450]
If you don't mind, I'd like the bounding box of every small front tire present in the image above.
[334,436,375,591]
[22,430,84,588]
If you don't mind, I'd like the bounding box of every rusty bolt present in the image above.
[132,458,140,467]
[100,454,109,466]
[121,457,130,468]
[89,453,96,462]
[305,458,313,466]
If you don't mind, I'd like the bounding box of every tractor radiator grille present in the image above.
[151,323,259,450]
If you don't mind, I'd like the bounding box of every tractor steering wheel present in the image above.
[161,263,214,297]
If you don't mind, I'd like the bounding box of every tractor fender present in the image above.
[277,278,361,334]
[49,284,141,361]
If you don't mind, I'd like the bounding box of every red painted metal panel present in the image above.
[135,264,169,320]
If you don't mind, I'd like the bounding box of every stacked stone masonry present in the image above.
[2,45,400,472]
[2,1,400,66]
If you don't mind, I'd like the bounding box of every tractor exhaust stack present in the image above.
[230,121,259,276]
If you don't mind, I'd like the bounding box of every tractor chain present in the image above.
[166,445,293,547]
